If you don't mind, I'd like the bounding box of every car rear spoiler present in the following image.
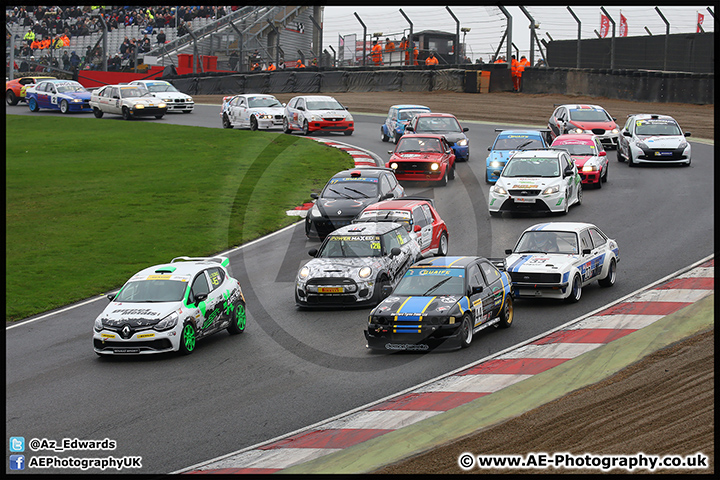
[402,195,435,208]
[488,257,507,271]
[171,256,230,267]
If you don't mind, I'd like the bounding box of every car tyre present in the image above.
[438,169,448,187]
[598,258,617,288]
[460,313,473,348]
[437,231,449,256]
[60,99,69,114]
[28,97,40,112]
[93,107,103,118]
[565,274,582,303]
[178,320,197,355]
[381,127,389,142]
[302,120,310,136]
[282,117,292,134]
[617,148,625,162]
[496,295,513,328]
[222,113,232,129]
[627,150,636,167]
[122,107,132,120]
[155,114,164,119]
[448,163,456,180]
[250,115,258,131]
[576,182,583,205]
[344,130,353,136]
[682,158,691,167]
[602,165,609,183]
[227,301,247,335]
[372,275,390,305]
[6,90,19,106]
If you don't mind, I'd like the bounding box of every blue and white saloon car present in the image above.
[380,104,431,144]
[25,79,91,113]
[503,222,619,303]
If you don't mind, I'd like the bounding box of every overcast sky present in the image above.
[320,5,714,62]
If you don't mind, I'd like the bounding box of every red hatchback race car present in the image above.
[355,197,449,257]
[386,134,456,186]
[548,104,620,150]
[551,134,609,188]
[6,76,56,105]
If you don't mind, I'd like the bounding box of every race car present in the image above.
[548,104,620,150]
[405,112,470,161]
[502,222,619,303]
[364,255,514,351]
[386,134,456,186]
[283,95,354,135]
[220,93,285,130]
[355,197,449,257]
[295,222,421,308]
[90,84,167,120]
[129,80,194,113]
[551,134,609,188]
[381,104,431,143]
[25,79,92,114]
[485,129,552,184]
[616,114,692,167]
[6,76,56,105]
[305,168,405,239]
[93,256,247,355]
[488,148,582,216]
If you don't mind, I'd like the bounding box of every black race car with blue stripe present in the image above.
[364,256,513,352]
[503,222,619,303]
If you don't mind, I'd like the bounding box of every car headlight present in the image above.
[299,266,310,279]
[153,311,179,331]
[135,104,145,109]
[457,139,468,146]
[582,165,598,172]
[430,163,440,171]
[569,127,584,134]
[94,316,105,332]
[635,140,648,149]
[158,103,166,108]
[359,266,372,278]
[491,185,507,195]
[162,97,173,102]
[490,160,501,168]
[678,141,688,149]
[310,114,320,121]
[310,206,323,218]
[543,185,560,194]
[610,127,619,134]
[72,98,82,103]
[390,162,398,169]
[186,96,193,102]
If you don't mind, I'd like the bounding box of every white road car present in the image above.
[283,95,354,136]
[616,114,692,167]
[503,222,619,303]
[221,93,286,130]
[129,80,194,113]
[93,256,247,355]
[488,149,582,216]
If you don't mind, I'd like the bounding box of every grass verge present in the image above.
[5,115,354,321]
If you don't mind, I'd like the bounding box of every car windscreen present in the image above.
[322,178,379,199]
[120,87,145,98]
[515,231,579,254]
[553,142,597,156]
[357,210,412,231]
[115,279,188,302]
[248,96,282,108]
[144,83,179,93]
[635,119,682,136]
[318,235,382,258]
[568,108,611,122]
[398,109,429,121]
[494,136,544,150]
[502,157,560,177]
[306,99,344,110]
[396,137,442,153]
[393,268,466,296]
[415,117,462,133]
[56,83,86,93]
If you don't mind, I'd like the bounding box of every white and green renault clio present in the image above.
[93,256,246,356]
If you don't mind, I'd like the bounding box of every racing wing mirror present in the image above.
[308,248,318,257]
[390,247,401,257]
[414,225,422,233]
[106,293,117,301]
[471,285,484,295]
[582,248,592,255]
[564,167,574,177]
[310,192,319,199]
[382,284,394,297]
[194,293,208,305]
[505,249,513,255]
[463,127,469,132]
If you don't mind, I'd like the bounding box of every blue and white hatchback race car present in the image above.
[380,104,431,144]
[25,79,91,114]
[485,129,551,183]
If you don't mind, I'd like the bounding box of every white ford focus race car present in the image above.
[488,149,582,216]
[221,93,286,130]
[502,222,619,303]
[129,80,194,113]
[93,256,246,355]
[616,114,692,167]
[283,95,354,135]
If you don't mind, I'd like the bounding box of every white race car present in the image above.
[616,114,692,167]
[503,222,619,303]
[283,95,354,135]
[129,80,194,113]
[488,149,582,216]
[221,93,286,130]
[93,256,246,355]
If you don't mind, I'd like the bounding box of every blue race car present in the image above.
[365,255,514,351]
[25,79,92,114]
[405,113,470,161]
[381,104,431,144]
[485,129,552,183]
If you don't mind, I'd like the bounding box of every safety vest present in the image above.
[385,42,395,52]
[267,64,276,71]
[371,43,382,63]
[24,31,35,41]
[519,58,530,75]
[425,56,438,66]
[31,40,41,50]
[511,58,520,76]
[61,35,70,46]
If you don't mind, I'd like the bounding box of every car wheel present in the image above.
[60,99,69,114]
[602,165,609,183]
[178,320,197,355]
[496,295,513,328]
[282,117,292,134]
[616,147,625,162]
[381,127,389,142]
[344,130,353,136]
[122,106,132,120]
[560,192,569,215]
[575,182,583,205]
[598,258,617,288]
[28,97,39,112]
[565,274,582,303]
[437,231,449,256]
[448,163,456,180]
[372,275,390,305]
[682,158,691,167]
[182,110,192,114]
[627,150,636,167]
[155,114,164,119]
[302,120,310,136]
[485,176,493,184]
[250,115,258,131]
[227,301,247,335]
[596,176,602,188]
[489,210,501,218]
[222,113,232,129]
[6,90,18,106]
[438,169,448,187]
[93,107,104,118]
[460,313,473,348]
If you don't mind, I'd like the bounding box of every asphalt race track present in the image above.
[5,103,714,474]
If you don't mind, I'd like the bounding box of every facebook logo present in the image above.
[9,454,25,470]
[10,437,25,452]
